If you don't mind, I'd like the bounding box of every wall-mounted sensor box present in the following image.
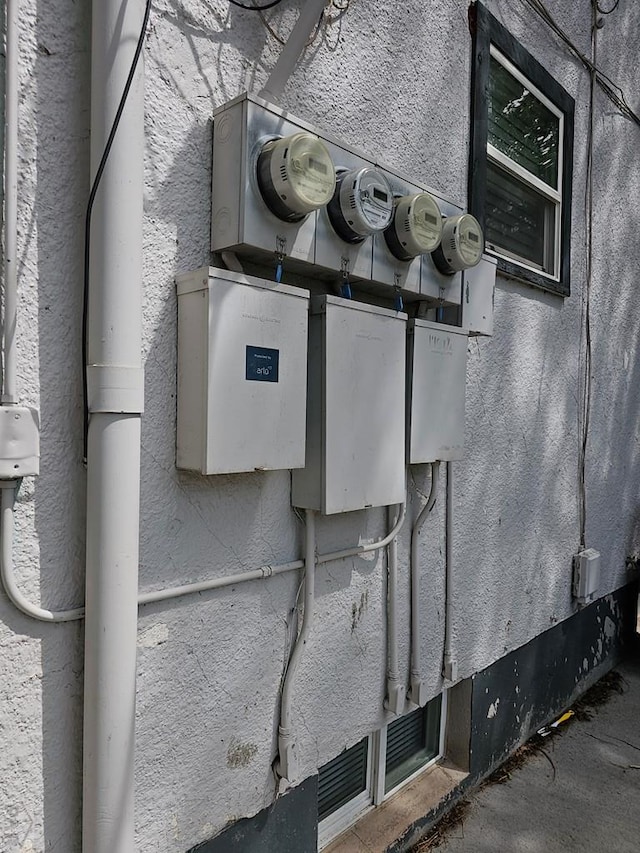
[407,320,468,463]
[462,255,497,336]
[211,94,319,266]
[292,295,407,514]
[176,267,309,474]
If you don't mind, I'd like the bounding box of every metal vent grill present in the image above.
[280,165,288,182]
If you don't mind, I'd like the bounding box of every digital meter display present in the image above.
[468,231,479,243]
[257,132,335,221]
[373,188,388,202]
[385,191,443,260]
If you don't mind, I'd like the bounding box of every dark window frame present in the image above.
[469,1,575,297]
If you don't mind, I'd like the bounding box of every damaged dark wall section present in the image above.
[469,581,638,777]
[187,776,318,853]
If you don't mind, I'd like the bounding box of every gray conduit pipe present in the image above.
[409,461,440,707]
[3,0,19,404]
[83,1,146,851]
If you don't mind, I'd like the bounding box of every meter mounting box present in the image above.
[407,319,468,463]
[292,295,407,514]
[211,95,318,266]
[462,255,497,336]
[176,267,309,474]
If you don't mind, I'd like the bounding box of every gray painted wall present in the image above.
[1,1,639,851]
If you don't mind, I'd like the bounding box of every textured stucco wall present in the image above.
[1,1,639,851]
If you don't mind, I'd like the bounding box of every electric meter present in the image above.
[256,132,336,222]
[328,167,394,242]
[432,213,484,274]
[385,192,443,260]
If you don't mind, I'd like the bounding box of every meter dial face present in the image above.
[328,167,394,242]
[455,213,484,267]
[432,213,484,274]
[256,132,335,222]
[386,192,443,260]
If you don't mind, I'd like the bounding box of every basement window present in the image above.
[469,2,574,296]
[317,694,445,849]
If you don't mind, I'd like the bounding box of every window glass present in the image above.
[318,737,368,822]
[384,695,442,794]
[489,56,559,188]
[486,160,556,273]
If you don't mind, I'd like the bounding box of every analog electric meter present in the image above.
[256,132,336,222]
[328,167,394,242]
[432,213,484,274]
[385,192,443,260]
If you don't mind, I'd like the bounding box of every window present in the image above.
[469,2,574,296]
[317,695,445,849]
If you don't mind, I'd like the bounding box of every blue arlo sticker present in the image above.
[246,345,279,383]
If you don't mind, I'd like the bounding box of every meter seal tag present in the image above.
[437,288,445,322]
[393,274,403,312]
[340,257,352,299]
[275,236,287,283]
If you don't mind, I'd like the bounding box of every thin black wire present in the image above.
[228,0,285,10]
[596,0,619,14]
[521,0,640,128]
[82,0,152,463]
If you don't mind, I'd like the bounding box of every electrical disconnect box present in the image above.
[292,295,407,514]
[462,255,497,337]
[0,406,40,478]
[572,548,601,605]
[407,320,468,463]
[176,267,309,475]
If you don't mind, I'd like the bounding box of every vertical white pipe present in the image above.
[384,504,405,715]
[277,509,316,785]
[3,0,19,404]
[409,461,440,706]
[258,0,327,103]
[83,2,145,851]
[442,461,457,682]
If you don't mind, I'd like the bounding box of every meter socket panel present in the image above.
[461,255,497,336]
[407,319,468,464]
[292,295,407,515]
[211,94,327,268]
[176,267,309,475]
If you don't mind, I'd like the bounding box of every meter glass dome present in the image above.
[385,192,443,260]
[328,167,394,242]
[432,213,484,274]
[257,132,335,222]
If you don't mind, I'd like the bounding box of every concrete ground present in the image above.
[421,651,640,853]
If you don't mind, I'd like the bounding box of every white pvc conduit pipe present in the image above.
[384,504,406,715]
[442,461,457,682]
[276,509,316,786]
[409,461,440,706]
[1,490,406,619]
[3,0,19,404]
[258,0,328,103]
[83,2,145,851]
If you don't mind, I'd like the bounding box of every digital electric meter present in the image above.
[432,213,484,274]
[328,167,394,242]
[256,132,336,222]
[385,192,443,260]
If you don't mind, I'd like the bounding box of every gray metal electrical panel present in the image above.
[407,319,468,463]
[292,295,407,514]
[176,267,309,475]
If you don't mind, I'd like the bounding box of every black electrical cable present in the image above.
[82,0,152,464]
[228,0,285,10]
[596,0,619,14]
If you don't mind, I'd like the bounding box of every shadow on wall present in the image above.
[456,25,640,675]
